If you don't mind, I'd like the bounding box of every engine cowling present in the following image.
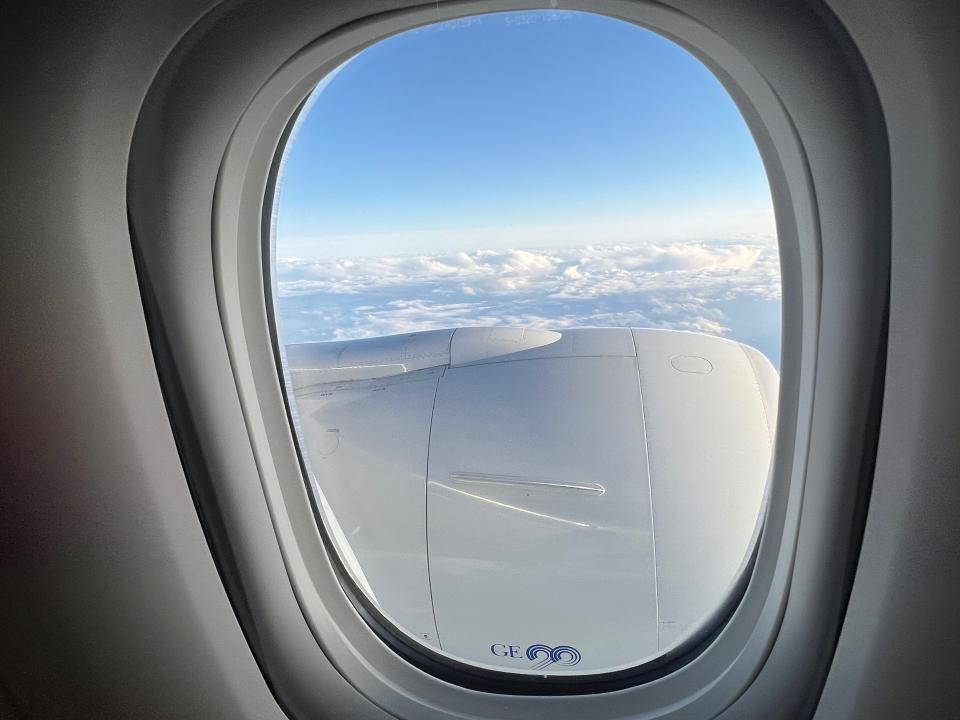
[286,327,777,673]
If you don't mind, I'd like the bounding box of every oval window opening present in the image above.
[271,9,780,677]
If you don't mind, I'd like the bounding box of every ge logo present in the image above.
[490,643,582,670]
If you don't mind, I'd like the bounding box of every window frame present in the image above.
[266,60,774,687]
[128,0,888,717]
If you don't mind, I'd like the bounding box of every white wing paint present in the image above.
[286,327,777,673]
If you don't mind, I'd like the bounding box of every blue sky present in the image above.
[276,10,773,259]
[274,10,781,366]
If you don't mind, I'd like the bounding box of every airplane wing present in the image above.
[286,327,777,672]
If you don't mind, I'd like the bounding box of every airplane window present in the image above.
[270,10,779,676]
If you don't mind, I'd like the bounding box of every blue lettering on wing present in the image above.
[489,643,582,669]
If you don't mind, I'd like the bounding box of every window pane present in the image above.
[272,10,779,675]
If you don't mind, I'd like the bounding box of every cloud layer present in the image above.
[276,239,782,366]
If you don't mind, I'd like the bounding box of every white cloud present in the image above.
[275,237,783,365]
